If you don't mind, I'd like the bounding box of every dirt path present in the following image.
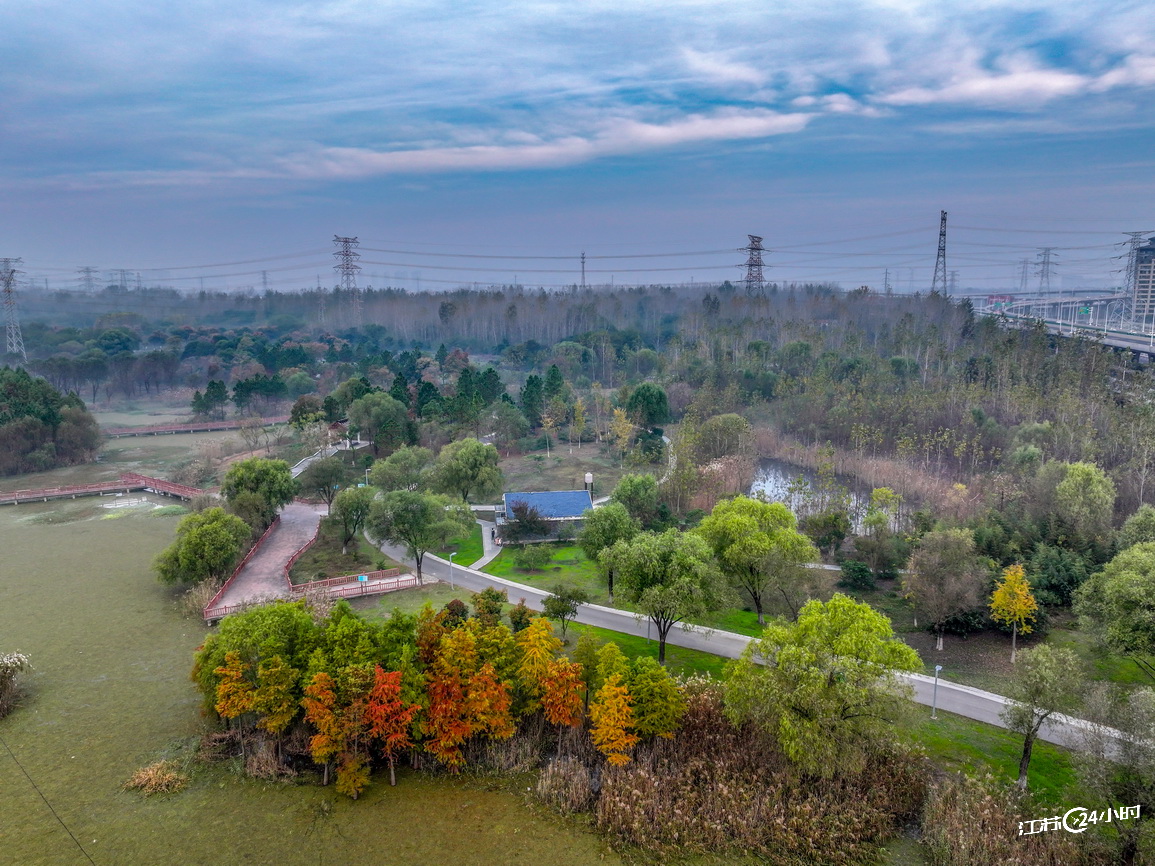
[219,503,324,606]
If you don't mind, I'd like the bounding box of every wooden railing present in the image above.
[288,567,403,594]
[282,531,320,589]
[104,415,290,438]
[0,473,205,505]
[119,473,204,500]
[202,516,281,620]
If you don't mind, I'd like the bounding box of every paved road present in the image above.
[221,503,324,605]
[377,540,1120,752]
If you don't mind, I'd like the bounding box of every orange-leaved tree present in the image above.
[423,668,471,769]
[415,604,450,666]
[990,563,1038,664]
[590,673,638,766]
[367,666,418,786]
[465,662,515,741]
[302,671,342,786]
[540,658,584,728]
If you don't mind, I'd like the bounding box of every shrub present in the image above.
[123,761,189,796]
[442,598,469,627]
[508,599,533,632]
[0,651,30,718]
[514,544,553,571]
[838,559,876,591]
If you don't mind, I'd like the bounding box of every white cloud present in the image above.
[680,48,767,87]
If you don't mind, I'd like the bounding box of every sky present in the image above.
[3,0,1155,293]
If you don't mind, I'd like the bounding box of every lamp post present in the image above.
[448,552,456,590]
[932,665,942,720]
[364,467,370,487]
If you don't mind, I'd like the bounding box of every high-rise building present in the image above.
[1135,237,1155,322]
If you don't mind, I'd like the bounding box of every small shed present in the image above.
[496,490,593,542]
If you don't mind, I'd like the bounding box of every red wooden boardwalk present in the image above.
[0,473,204,505]
[103,416,289,438]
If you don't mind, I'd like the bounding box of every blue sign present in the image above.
[358,574,368,582]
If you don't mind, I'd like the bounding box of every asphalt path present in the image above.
[378,539,1123,753]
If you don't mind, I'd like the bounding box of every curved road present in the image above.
[376,539,1120,752]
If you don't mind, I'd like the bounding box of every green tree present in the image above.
[520,374,544,427]
[155,507,252,586]
[625,383,669,429]
[221,458,299,531]
[486,401,528,455]
[429,438,503,503]
[903,528,986,651]
[723,593,922,776]
[625,656,685,739]
[348,391,413,456]
[367,491,474,583]
[1027,544,1089,606]
[602,529,728,664]
[368,446,434,492]
[1075,541,1155,682]
[1119,503,1155,549]
[696,495,819,625]
[577,502,639,604]
[297,455,348,513]
[1000,644,1083,790]
[330,486,376,555]
[611,473,661,529]
[543,584,589,640]
[1054,461,1116,542]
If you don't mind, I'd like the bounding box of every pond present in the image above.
[749,457,871,527]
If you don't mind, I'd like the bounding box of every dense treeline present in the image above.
[0,367,100,475]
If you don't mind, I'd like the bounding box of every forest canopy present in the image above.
[0,366,100,475]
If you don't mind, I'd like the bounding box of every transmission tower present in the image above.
[2,258,27,363]
[580,251,586,290]
[948,270,959,294]
[742,235,766,298]
[1035,247,1057,293]
[883,268,892,296]
[1017,258,1030,293]
[77,266,98,293]
[333,236,362,328]
[931,210,948,293]
[316,275,326,326]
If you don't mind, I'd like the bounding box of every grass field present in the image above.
[435,523,485,566]
[497,446,634,502]
[0,499,622,866]
[288,524,403,584]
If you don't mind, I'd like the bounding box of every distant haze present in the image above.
[2,1,1153,292]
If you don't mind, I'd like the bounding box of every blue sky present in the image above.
[3,0,1154,292]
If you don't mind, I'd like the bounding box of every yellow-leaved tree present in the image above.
[990,563,1038,663]
[590,673,638,766]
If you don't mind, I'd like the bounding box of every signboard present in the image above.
[358,574,368,582]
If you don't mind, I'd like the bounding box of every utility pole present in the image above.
[742,234,766,298]
[317,275,326,327]
[77,266,98,293]
[1036,247,1057,293]
[580,251,586,290]
[1017,258,1030,293]
[261,270,269,293]
[333,235,361,328]
[931,210,948,294]
[883,268,892,296]
[2,258,27,363]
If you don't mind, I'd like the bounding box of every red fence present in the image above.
[282,532,320,589]
[104,416,290,438]
[288,568,403,594]
[202,516,282,620]
[0,473,204,505]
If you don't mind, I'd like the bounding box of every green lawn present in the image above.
[352,583,473,619]
[482,543,609,601]
[435,522,484,566]
[288,524,403,584]
[562,623,730,679]
[909,709,1077,806]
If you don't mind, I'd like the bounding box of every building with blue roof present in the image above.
[496,490,593,542]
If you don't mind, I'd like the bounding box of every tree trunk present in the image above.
[936,626,944,651]
[607,568,614,605]
[415,552,423,584]
[1011,622,1018,664]
[656,620,671,665]
[388,755,397,787]
[754,594,765,627]
[1016,728,1037,790]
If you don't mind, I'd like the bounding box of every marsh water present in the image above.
[749,457,871,528]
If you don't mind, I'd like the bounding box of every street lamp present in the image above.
[932,665,942,720]
[448,552,456,590]
[364,467,370,487]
